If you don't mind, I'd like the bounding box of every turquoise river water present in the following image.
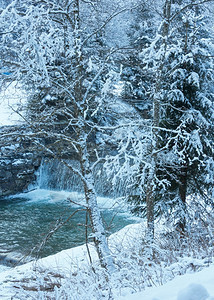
[0,189,135,260]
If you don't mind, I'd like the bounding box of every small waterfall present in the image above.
[36,158,122,197]
[37,159,83,193]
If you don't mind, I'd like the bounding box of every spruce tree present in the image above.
[138,0,214,232]
[111,0,214,236]
[159,3,214,230]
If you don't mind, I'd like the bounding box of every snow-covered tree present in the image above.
[0,0,133,280]
[140,0,214,233]
[158,1,214,231]
[120,1,156,103]
[105,0,214,238]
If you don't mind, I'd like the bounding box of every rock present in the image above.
[0,126,42,196]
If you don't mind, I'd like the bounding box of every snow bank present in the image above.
[0,224,144,298]
[118,263,214,300]
[0,82,26,126]
[0,265,10,273]
[177,283,210,300]
[0,222,213,300]
[0,243,98,299]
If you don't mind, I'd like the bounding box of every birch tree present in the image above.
[0,0,128,279]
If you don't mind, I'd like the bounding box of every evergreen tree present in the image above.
[159,3,214,230]
[106,0,214,238]
[138,0,214,232]
[120,2,156,116]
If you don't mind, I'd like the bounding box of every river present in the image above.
[0,189,136,262]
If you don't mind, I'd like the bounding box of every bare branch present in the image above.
[82,3,142,46]
[170,0,214,22]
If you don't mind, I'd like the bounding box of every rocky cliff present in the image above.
[0,126,41,197]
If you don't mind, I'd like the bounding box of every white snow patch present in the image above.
[0,265,10,273]
[111,99,137,114]
[177,283,210,300]
[0,222,213,299]
[0,82,27,126]
[117,264,214,300]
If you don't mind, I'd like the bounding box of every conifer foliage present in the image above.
[106,0,214,236]
[138,0,214,232]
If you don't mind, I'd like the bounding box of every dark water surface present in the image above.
[0,190,134,259]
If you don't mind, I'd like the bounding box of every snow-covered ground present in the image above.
[118,263,214,300]
[0,82,26,126]
[0,223,213,300]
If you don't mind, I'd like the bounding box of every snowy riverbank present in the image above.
[0,223,213,300]
[118,264,214,300]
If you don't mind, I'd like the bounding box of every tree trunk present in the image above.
[146,0,172,240]
[78,132,115,276]
[72,0,115,278]
[178,163,188,233]
[146,171,155,241]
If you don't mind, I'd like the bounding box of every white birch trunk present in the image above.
[79,135,115,274]
[72,0,115,275]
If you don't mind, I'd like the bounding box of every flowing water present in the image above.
[37,159,127,197]
[0,159,135,263]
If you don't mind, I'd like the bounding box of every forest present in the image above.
[0,0,214,299]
